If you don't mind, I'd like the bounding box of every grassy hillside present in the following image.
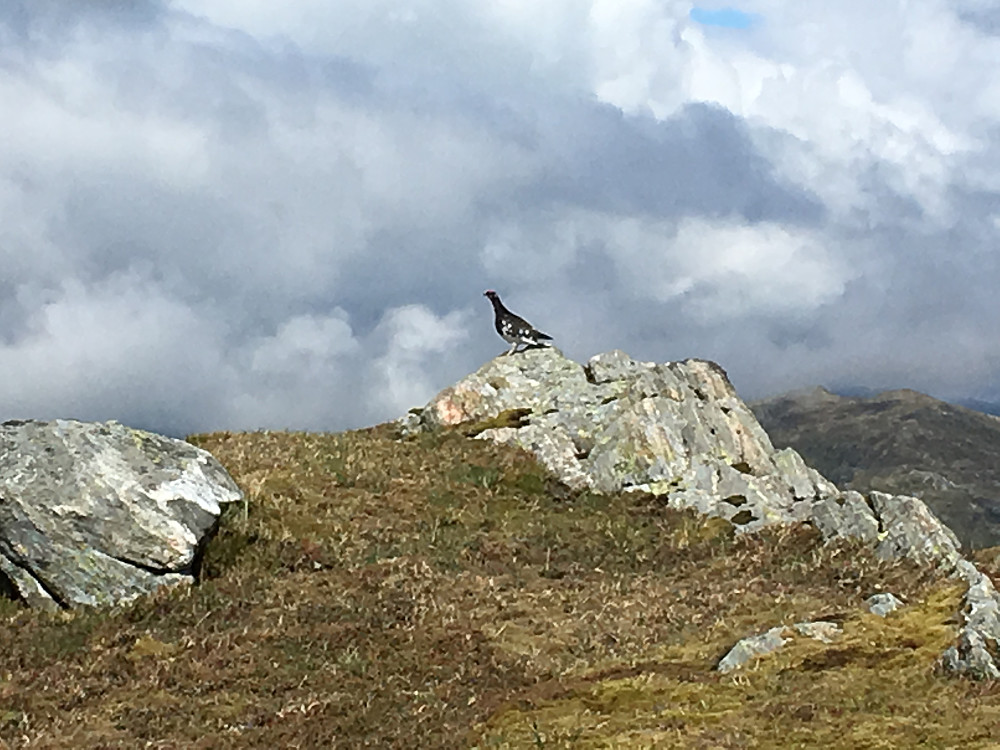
[752,387,1000,550]
[2,424,1000,748]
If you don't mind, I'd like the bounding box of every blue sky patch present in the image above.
[689,7,755,29]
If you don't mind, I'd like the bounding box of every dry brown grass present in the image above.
[0,424,998,748]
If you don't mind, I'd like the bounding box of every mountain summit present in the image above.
[7,348,1000,746]
[403,347,1000,679]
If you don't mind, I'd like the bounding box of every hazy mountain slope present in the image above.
[752,387,1000,549]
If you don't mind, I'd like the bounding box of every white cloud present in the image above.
[371,305,470,414]
[0,275,232,434]
[580,2,981,226]
[658,219,848,320]
[249,312,359,375]
[2,50,211,187]
[1,1,1000,434]
[482,210,847,322]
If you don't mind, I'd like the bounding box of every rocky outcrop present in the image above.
[751,386,1000,549]
[402,348,1000,678]
[0,419,243,610]
[944,560,1000,678]
[404,348,837,533]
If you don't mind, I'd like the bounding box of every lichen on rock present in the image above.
[0,419,243,610]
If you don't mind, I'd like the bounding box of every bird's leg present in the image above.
[505,341,518,356]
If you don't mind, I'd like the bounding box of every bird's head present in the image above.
[483,289,498,300]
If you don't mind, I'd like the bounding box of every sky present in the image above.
[2,1,1000,436]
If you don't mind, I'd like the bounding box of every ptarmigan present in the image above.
[483,290,553,356]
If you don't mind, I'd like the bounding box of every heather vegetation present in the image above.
[2,425,1000,747]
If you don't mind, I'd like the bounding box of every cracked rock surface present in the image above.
[0,419,243,609]
[403,348,1000,678]
[406,348,836,533]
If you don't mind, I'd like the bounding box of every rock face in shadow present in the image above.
[401,348,1000,678]
[0,419,243,610]
[751,386,1000,549]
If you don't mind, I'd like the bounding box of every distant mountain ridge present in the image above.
[830,386,1000,418]
[955,397,1000,417]
[751,386,1000,550]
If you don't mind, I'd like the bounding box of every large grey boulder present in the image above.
[0,419,243,610]
[402,348,1000,678]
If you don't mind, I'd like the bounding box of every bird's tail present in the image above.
[534,331,553,341]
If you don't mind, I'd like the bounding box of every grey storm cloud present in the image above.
[1,0,1000,436]
[521,100,824,223]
